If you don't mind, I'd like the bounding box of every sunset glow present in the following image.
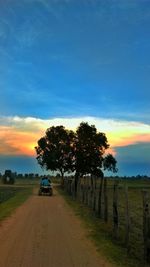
[1,116,149,159]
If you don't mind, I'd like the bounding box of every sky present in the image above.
[0,0,150,176]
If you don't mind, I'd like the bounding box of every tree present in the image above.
[74,122,117,195]
[103,154,118,173]
[3,170,15,184]
[35,122,118,192]
[35,126,75,185]
[75,122,109,175]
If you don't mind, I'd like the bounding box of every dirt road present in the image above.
[0,188,113,267]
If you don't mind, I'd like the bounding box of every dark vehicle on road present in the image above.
[39,184,53,196]
[39,176,53,196]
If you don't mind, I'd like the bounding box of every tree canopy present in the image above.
[35,122,117,181]
[75,122,111,177]
[35,126,75,179]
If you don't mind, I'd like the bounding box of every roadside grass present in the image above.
[0,186,33,222]
[57,186,144,267]
[15,178,39,186]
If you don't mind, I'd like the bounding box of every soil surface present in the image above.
[0,187,114,267]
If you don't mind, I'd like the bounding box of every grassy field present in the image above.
[94,179,150,264]
[0,185,33,222]
[106,184,145,260]
[59,178,150,267]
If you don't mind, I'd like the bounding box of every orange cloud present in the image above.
[0,116,150,157]
[0,126,43,156]
[107,132,150,147]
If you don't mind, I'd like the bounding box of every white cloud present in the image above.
[1,114,150,136]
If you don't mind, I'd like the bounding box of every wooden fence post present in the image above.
[113,181,119,239]
[81,178,84,203]
[124,185,130,251]
[77,177,81,200]
[97,175,104,218]
[69,179,72,195]
[93,175,97,212]
[143,190,150,263]
[83,177,86,204]
[71,179,75,199]
[104,177,108,222]
[85,176,89,205]
[90,175,94,208]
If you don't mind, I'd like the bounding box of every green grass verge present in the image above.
[57,186,144,267]
[0,187,33,222]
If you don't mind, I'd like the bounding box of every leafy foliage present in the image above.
[35,122,118,180]
[35,126,75,177]
[103,154,118,173]
[75,122,110,177]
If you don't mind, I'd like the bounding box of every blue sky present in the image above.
[0,0,150,176]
